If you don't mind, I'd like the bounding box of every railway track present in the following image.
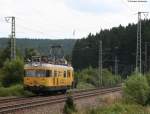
[0,86,121,114]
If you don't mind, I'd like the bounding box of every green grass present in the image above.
[0,84,33,97]
[76,82,95,90]
[75,103,150,114]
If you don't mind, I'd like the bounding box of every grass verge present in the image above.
[76,82,95,90]
[0,84,33,97]
[75,103,150,114]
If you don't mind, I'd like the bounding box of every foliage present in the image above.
[145,73,150,86]
[24,48,40,61]
[65,54,72,63]
[63,94,77,114]
[72,20,150,76]
[76,82,95,89]
[102,69,121,87]
[75,67,121,88]
[82,103,148,114]
[0,38,76,57]
[0,85,33,97]
[0,40,11,68]
[1,58,24,87]
[123,74,150,105]
[0,38,23,68]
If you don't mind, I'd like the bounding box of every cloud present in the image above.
[64,0,127,14]
[0,0,149,39]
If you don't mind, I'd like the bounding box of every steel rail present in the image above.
[0,86,121,114]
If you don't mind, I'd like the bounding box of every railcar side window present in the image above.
[46,70,49,77]
[36,70,46,77]
[49,70,52,77]
[25,70,60,77]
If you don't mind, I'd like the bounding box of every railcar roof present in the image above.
[24,63,73,70]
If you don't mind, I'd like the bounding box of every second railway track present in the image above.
[0,86,121,114]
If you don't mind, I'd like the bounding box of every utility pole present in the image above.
[99,40,102,87]
[115,56,118,77]
[5,16,16,60]
[136,11,142,74]
[145,42,147,73]
[144,42,150,73]
[128,0,148,75]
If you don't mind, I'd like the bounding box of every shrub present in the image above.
[63,94,77,114]
[123,74,150,105]
[0,85,34,97]
[1,58,24,87]
[75,67,122,88]
[145,73,150,86]
[85,103,147,114]
[77,82,95,89]
[0,85,24,96]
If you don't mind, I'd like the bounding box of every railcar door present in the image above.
[63,70,67,86]
[59,70,65,86]
[53,70,58,86]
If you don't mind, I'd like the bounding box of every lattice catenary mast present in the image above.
[99,40,103,87]
[128,0,148,74]
[5,16,16,60]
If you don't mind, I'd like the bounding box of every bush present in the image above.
[0,84,34,97]
[63,94,77,114]
[145,73,150,86]
[75,67,122,88]
[123,74,150,105]
[84,103,148,114]
[77,82,95,89]
[1,58,24,87]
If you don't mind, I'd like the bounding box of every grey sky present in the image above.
[0,0,149,39]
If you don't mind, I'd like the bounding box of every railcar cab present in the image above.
[24,56,74,93]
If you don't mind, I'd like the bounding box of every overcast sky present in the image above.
[0,0,149,39]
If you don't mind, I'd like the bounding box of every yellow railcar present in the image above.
[24,63,74,93]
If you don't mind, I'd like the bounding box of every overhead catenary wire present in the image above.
[121,0,135,12]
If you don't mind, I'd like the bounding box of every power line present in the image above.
[121,0,134,12]
[128,0,148,2]
[16,23,79,39]
[16,17,71,33]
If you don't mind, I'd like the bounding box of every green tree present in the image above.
[1,58,24,87]
[24,48,39,61]
[72,20,150,76]
[0,40,11,68]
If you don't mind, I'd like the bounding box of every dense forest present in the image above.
[0,38,76,56]
[72,20,150,76]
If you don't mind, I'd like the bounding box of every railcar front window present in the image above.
[25,70,46,77]
[25,70,36,77]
